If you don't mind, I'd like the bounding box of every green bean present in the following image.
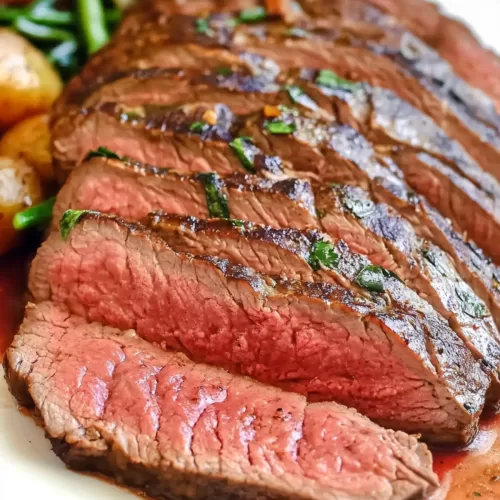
[13,17,76,43]
[12,197,56,231]
[77,0,110,54]
[0,7,24,23]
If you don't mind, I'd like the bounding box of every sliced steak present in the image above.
[4,301,440,499]
[75,9,500,182]
[28,212,488,444]
[53,91,500,264]
[54,153,500,352]
[52,157,318,230]
[364,0,500,112]
[146,212,500,407]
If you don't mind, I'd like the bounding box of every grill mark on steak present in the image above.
[4,301,440,499]
[71,7,500,183]
[52,157,318,231]
[28,212,488,444]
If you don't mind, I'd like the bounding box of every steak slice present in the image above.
[77,9,500,182]
[28,211,488,444]
[52,157,318,231]
[4,301,440,499]
[145,212,500,408]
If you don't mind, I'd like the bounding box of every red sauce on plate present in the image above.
[0,250,30,357]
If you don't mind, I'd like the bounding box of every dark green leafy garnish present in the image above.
[343,197,374,219]
[455,286,490,319]
[198,173,230,219]
[285,85,317,111]
[195,17,211,34]
[190,121,209,133]
[315,69,360,91]
[309,241,340,271]
[85,146,122,161]
[355,265,400,293]
[422,248,452,278]
[229,137,258,173]
[60,209,96,241]
[265,121,296,135]
[216,66,233,77]
[239,6,266,23]
[229,219,245,228]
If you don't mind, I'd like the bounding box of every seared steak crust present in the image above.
[4,301,440,500]
[28,212,487,444]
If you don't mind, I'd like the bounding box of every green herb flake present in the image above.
[455,286,490,319]
[229,137,257,173]
[199,173,230,219]
[422,248,452,278]
[239,6,266,23]
[472,493,482,497]
[60,209,96,241]
[343,197,374,219]
[216,66,233,77]
[309,241,340,271]
[229,219,245,228]
[85,146,122,161]
[264,121,296,135]
[190,121,208,133]
[195,17,211,34]
[354,265,400,293]
[285,85,317,111]
[315,69,360,91]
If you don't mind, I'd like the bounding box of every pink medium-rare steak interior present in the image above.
[28,213,487,443]
[4,301,439,500]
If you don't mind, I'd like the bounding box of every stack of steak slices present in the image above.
[8,0,500,498]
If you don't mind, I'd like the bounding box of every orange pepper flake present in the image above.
[202,109,218,126]
[264,105,281,118]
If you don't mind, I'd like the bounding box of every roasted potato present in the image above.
[0,29,62,130]
[0,157,43,256]
[0,114,54,181]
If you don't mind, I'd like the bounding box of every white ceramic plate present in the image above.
[1,1,500,498]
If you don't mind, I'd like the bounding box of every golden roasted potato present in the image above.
[0,157,43,256]
[0,29,62,130]
[0,114,54,181]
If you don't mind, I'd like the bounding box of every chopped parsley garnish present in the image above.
[229,137,258,173]
[422,248,452,278]
[343,196,375,219]
[195,17,211,34]
[455,286,490,319]
[198,173,230,219]
[60,210,96,241]
[85,146,122,161]
[229,219,245,228]
[315,69,360,91]
[239,6,266,23]
[189,121,209,133]
[354,265,400,293]
[285,85,317,111]
[264,121,296,135]
[216,66,233,77]
[309,241,340,271]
